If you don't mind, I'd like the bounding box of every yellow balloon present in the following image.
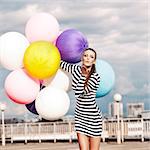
[23,41,61,79]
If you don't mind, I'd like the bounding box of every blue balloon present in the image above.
[96,59,115,98]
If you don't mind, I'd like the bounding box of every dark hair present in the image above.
[83,48,97,87]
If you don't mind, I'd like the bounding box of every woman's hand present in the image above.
[81,65,90,76]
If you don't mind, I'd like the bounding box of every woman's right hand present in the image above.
[81,65,89,76]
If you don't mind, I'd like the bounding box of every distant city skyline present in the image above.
[0,0,149,119]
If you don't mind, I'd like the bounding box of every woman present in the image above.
[60,48,102,150]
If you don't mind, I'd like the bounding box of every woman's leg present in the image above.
[89,136,101,150]
[77,132,89,150]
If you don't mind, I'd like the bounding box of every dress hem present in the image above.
[75,130,101,138]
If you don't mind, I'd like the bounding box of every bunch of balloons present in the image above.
[0,12,115,120]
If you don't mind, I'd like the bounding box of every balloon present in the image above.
[0,32,29,70]
[25,84,46,115]
[23,41,61,79]
[56,29,88,63]
[25,100,38,115]
[4,68,40,104]
[65,71,72,91]
[25,12,59,43]
[35,86,70,120]
[43,69,70,91]
[53,31,63,45]
[96,59,115,98]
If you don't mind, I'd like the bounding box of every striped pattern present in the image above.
[60,60,102,137]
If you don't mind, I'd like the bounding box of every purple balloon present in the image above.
[25,84,46,115]
[26,100,38,115]
[56,29,88,63]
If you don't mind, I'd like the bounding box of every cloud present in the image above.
[142,83,150,94]
[0,68,10,88]
[115,74,136,95]
[0,88,27,117]
[0,4,43,34]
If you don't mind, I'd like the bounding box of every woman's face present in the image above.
[82,50,96,67]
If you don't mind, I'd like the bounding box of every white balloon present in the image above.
[0,32,29,70]
[64,71,72,91]
[43,69,70,91]
[35,86,70,120]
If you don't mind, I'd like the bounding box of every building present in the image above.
[127,103,144,117]
[109,101,123,117]
[141,110,150,119]
[61,115,75,122]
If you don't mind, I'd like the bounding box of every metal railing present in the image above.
[0,118,150,144]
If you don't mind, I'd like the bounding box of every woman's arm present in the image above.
[74,74,100,98]
[84,74,100,93]
[60,60,78,74]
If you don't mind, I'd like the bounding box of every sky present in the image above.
[0,0,149,120]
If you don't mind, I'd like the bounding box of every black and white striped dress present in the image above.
[60,61,102,137]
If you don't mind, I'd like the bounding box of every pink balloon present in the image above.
[53,31,63,45]
[4,69,40,104]
[25,12,59,43]
[39,80,43,84]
